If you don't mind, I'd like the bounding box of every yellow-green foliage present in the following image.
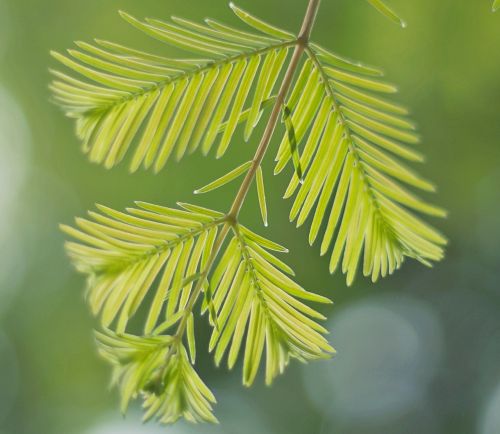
[53,1,446,425]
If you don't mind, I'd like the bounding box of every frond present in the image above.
[275,46,447,285]
[61,203,224,333]
[96,330,217,424]
[50,4,296,172]
[208,224,334,386]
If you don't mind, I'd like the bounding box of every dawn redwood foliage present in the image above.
[52,0,449,425]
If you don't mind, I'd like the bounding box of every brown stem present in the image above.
[228,0,321,219]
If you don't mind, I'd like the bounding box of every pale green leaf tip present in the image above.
[59,223,70,232]
[315,294,333,304]
[118,10,131,19]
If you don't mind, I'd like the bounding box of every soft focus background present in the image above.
[0,0,499,433]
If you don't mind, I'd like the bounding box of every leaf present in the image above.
[256,167,268,226]
[61,203,224,333]
[208,224,333,386]
[194,160,252,194]
[95,330,217,424]
[366,0,407,28]
[229,3,296,40]
[275,45,447,285]
[282,104,304,183]
[203,281,220,331]
[50,5,295,172]
[186,313,196,363]
[217,96,276,135]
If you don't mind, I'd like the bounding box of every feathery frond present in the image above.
[208,224,333,386]
[96,331,217,424]
[50,5,295,172]
[61,203,225,333]
[275,46,447,285]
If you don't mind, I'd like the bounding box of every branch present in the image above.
[167,0,321,358]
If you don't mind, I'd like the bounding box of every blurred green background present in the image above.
[1,0,500,433]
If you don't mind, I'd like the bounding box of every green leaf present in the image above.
[229,2,295,40]
[366,0,407,28]
[282,104,304,183]
[50,5,295,172]
[256,167,268,227]
[203,281,220,331]
[152,311,184,335]
[187,313,196,363]
[217,96,277,135]
[194,160,252,194]
[181,272,204,288]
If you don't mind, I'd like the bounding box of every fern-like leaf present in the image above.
[275,46,447,285]
[50,6,295,172]
[61,203,224,333]
[208,224,333,386]
[96,331,218,424]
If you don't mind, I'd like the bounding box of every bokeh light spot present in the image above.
[479,380,500,434]
[0,331,19,424]
[0,84,31,315]
[302,294,444,428]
